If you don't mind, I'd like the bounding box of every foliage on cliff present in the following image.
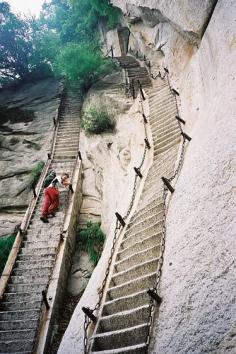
[0,0,121,88]
[0,234,16,274]
[79,222,105,266]
[0,2,58,86]
[82,103,115,134]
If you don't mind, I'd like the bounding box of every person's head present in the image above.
[61,173,70,186]
[61,173,69,181]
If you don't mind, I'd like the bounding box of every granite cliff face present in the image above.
[0,78,61,237]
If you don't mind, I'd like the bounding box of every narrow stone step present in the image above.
[121,223,163,250]
[153,127,180,147]
[0,319,38,331]
[149,104,176,119]
[152,119,179,138]
[148,86,169,98]
[91,342,147,354]
[0,309,40,321]
[17,253,55,262]
[20,246,57,256]
[107,272,156,300]
[117,235,162,262]
[125,217,164,239]
[125,212,163,237]
[53,153,77,159]
[91,323,149,351]
[149,110,177,129]
[24,232,60,242]
[102,290,150,316]
[149,93,173,107]
[112,257,159,286]
[10,274,50,285]
[0,300,42,312]
[0,329,36,341]
[3,292,42,303]
[154,134,181,156]
[149,85,173,98]
[0,338,34,352]
[150,109,178,127]
[55,142,78,148]
[149,88,172,102]
[97,305,150,333]
[7,283,47,293]
[22,240,58,249]
[149,96,176,111]
[128,201,163,228]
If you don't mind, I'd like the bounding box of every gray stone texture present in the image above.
[0,78,60,236]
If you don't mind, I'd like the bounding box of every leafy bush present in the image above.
[81,104,115,134]
[54,42,114,91]
[79,222,105,266]
[0,234,16,275]
[30,161,45,188]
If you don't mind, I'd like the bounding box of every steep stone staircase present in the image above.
[0,90,81,353]
[115,56,151,90]
[88,61,182,353]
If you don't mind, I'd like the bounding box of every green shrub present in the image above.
[79,222,105,266]
[54,42,114,91]
[81,104,115,134]
[0,234,16,275]
[30,161,45,187]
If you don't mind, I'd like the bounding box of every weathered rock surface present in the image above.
[0,78,61,236]
[112,0,217,40]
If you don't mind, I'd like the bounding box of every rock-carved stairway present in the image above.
[0,90,81,353]
[88,58,182,353]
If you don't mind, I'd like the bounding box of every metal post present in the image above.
[78,151,82,161]
[171,88,180,96]
[82,307,97,323]
[33,187,37,198]
[134,167,143,178]
[142,113,148,124]
[115,212,126,227]
[147,289,162,304]
[144,138,151,150]
[164,67,169,74]
[181,132,192,141]
[161,177,175,193]
[138,80,145,101]
[42,290,50,310]
[176,116,186,125]
[131,80,135,99]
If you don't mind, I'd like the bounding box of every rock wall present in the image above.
[0,78,61,237]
